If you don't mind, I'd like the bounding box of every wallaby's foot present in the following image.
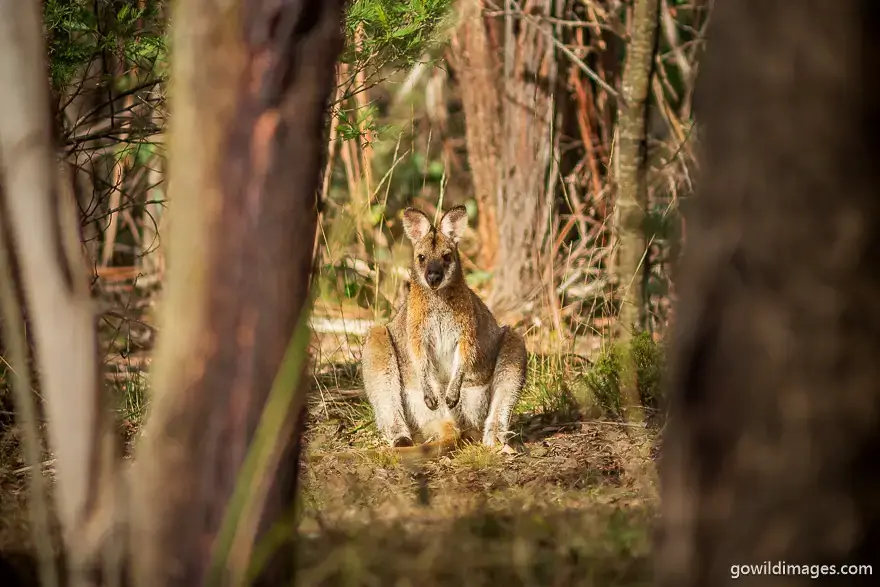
[392,435,414,448]
[482,425,517,449]
[482,431,522,455]
[424,390,440,410]
[482,426,499,447]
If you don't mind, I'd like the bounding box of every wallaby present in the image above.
[361,205,528,455]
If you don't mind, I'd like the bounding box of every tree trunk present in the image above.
[488,0,559,317]
[129,1,345,586]
[0,5,115,586]
[657,2,880,585]
[449,0,501,270]
[612,0,658,423]
[0,178,62,587]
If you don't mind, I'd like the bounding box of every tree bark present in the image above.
[612,0,659,423]
[449,0,501,270]
[0,178,62,587]
[657,2,880,585]
[0,4,114,585]
[488,0,559,317]
[129,1,345,586]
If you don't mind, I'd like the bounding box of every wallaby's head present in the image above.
[401,206,468,291]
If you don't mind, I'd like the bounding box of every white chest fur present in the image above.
[421,313,459,384]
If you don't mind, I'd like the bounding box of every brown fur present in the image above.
[361,206,528,456]
[311,419,461,465]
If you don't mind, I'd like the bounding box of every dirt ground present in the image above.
[0,350,662,587]
[295,382,660,587]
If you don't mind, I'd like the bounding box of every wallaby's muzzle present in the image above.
[425,260,444,288]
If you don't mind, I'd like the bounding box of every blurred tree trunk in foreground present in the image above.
[1,0,346,585]
[0,4,114,586]
[130,1,346,585]
[657,1,880,585]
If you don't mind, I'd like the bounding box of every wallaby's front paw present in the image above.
[445,392,460,409]
[424,390,440,410]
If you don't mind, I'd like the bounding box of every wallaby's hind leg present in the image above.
[459,384,491,435]
[483,328,528,447]
[404,383,450,442]
[362,326,413,447]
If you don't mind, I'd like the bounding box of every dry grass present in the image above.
[0,423,30,554]
[299,349,661,587]
[298,413,658,587]
[0,337,663,587]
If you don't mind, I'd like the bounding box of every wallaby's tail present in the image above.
[392,418,460,461]
[309,418,461,464]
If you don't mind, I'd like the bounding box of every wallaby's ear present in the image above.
[402,208,432,242]
[439,205,468,244]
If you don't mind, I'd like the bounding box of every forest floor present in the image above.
[299,417,658,587]
[295,348,662,587]
[0,325,663,587]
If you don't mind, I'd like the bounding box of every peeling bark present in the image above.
[658,2,880,585]
[130,1,345,585]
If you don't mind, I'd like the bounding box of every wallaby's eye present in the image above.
[417,254,426,263]
[442,253,452,264]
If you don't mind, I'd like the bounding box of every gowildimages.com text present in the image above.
[731,562,872,580]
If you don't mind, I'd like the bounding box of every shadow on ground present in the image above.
[0,352,661,587]
[296,407,659,587]
[296,504,654,587]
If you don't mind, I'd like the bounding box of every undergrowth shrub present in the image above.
[519,332,666,423]
[583,332,666,419]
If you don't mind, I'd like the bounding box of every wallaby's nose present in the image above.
[425,261,444,287]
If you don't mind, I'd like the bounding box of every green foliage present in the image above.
[336,104,394,146]
[517,339,666,423]
[630,331,665,407]
[114,373,148,427]
[344,0,454,68]
[584,348,621,416]
[43,0,95,88]
[583,333,666,417]
[379,150,448,206]
[43,0,167,90]
[518,354,584,419]
[44,0,449,94]
[330,0,455,207]
[44,0,449,93]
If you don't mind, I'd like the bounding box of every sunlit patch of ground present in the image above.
[297,371,660,587]
[0,343,663,587]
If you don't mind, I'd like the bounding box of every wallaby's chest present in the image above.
[421,312,459,378]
